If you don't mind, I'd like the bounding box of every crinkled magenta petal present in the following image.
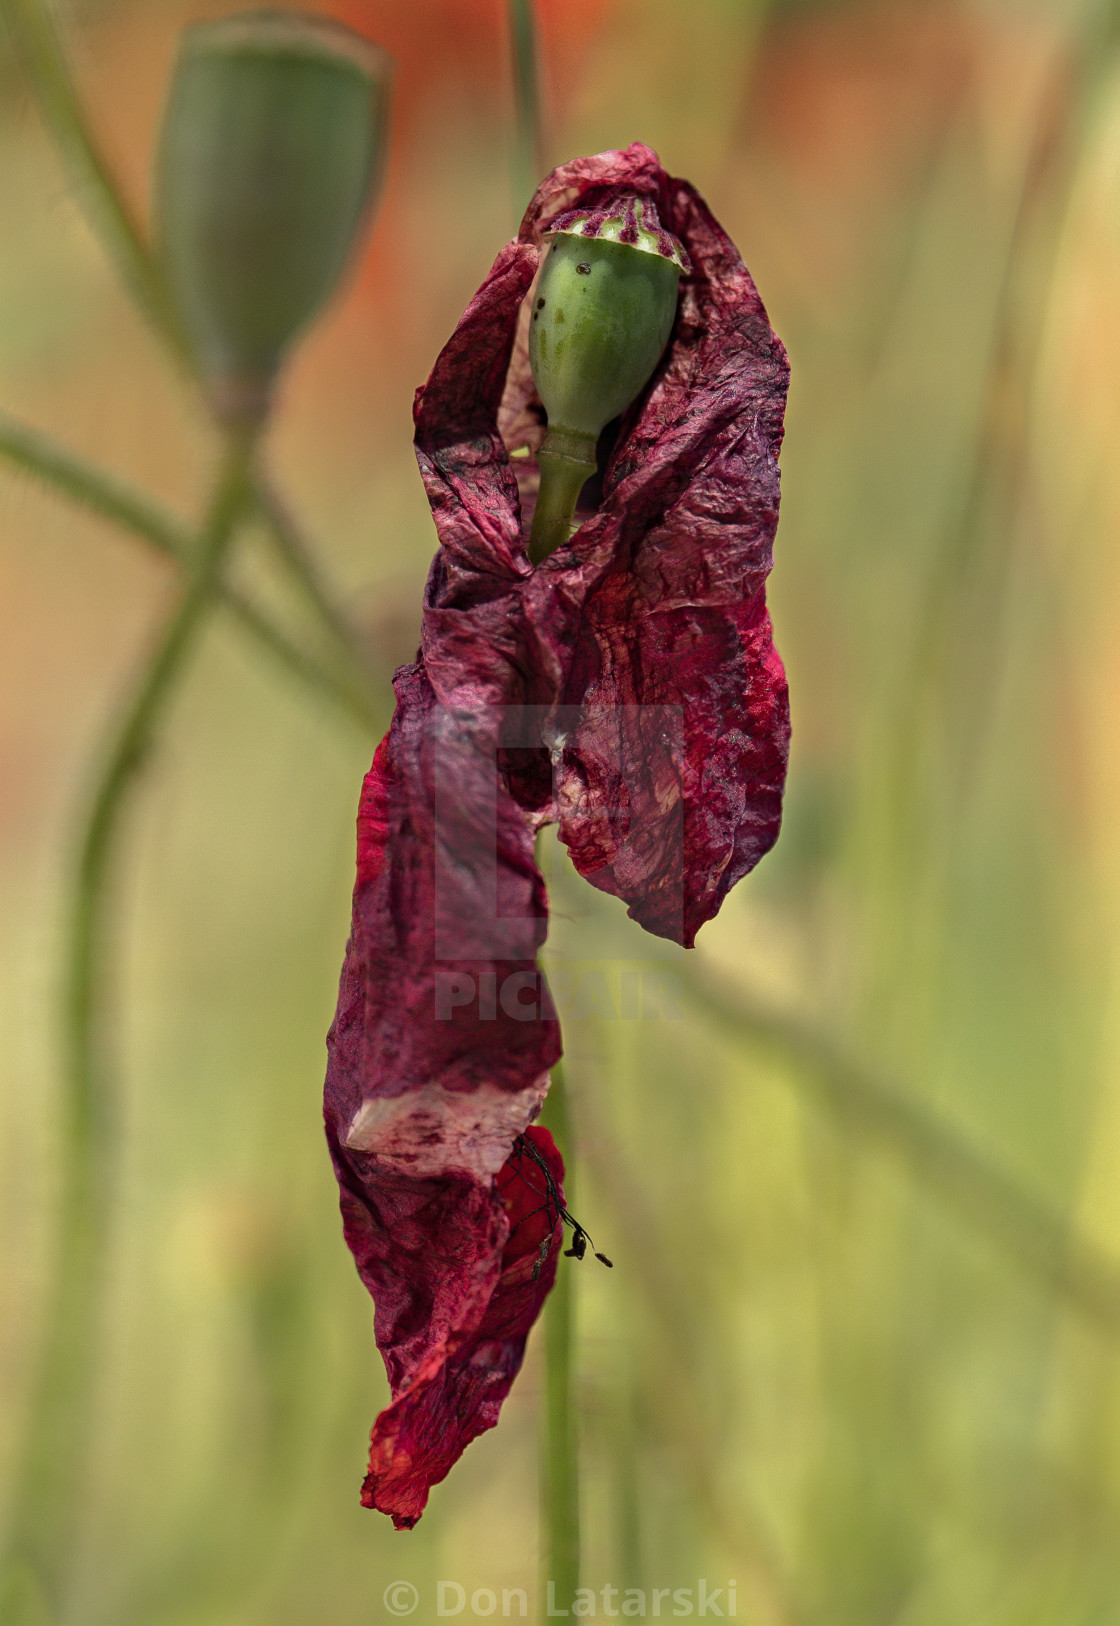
[337,1126,565,1529]
[326,141,789,1524]
[324,661,561,1526]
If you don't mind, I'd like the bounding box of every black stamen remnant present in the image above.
[508,1133,613,1279]
[576,262,591,275]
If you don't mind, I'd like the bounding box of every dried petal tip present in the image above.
[351,1126,568,1529]
[547,196,691,273]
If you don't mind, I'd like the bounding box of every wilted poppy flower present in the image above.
[324,141,789,1527]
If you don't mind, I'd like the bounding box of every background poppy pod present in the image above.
[155,12,392,422]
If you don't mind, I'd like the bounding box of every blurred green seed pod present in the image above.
[155,12,392,424]
[527,197,687,563]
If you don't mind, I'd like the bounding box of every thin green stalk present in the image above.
[1,0,381,719]
[538,1064,579,1619]
[508,0,546,217]
[0,411,379,736]
[252,477,378,702]
[0,408,192,557]
[0,432,256,1624]
[528,449,592,564]
[887,12,1120,866]
[0,0,183,352]
[574,1081,804,1626]
[678,967,1120,1332]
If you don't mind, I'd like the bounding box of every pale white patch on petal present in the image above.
[342,1070,551,1180]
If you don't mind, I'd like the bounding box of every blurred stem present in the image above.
[1,0,380,719]
[538,1064,579,1619]
[251,477,378,709]
[508,0,546,218]
[680,966,1120,1333]
[0,409,193,556]
[0,432,255,1622]
[889,15,1120,850]
[0,411,379,736]
[0,0,183,353]
[573,1080,804,1626]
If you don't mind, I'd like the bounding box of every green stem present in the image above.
[538,1064,579,1618]
[574,1083,804,1625]
[0,0,183,354]
[0,432,256,1623]
[1,0,380,720]
[0,411,380,736]
[0,409,190,556]
[678,967,1120,1331]
[508,0,545,217]
[251,476,377,700]
[885,14,1120,873]
[528,446,595,565]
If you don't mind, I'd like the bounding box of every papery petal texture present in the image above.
[325,141,789,1527]
[418,141,790,944]
[325,663,562,1528]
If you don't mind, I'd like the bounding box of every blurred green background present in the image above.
[4,0,1120,1621]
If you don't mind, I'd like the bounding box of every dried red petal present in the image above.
[418,140,791,944]
[338,1127,564,1529]
[325,669,562,1527]
[325,142,789,1526]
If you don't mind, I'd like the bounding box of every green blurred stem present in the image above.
[888,14,1120,848]
[0,409,195,556]
[573,1081,804,1626]
[679,967,1120,1332]
[1,433,256,1619]
[1,0,379,717]
[508,0,545,216]
[538,1065,579,1618]
[251,477,378,706]
[0,0,183,352]
[0,411,379,736]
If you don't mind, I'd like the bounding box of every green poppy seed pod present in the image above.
[155,12,392,424]
[527,197,687,563]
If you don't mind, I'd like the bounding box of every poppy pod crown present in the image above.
[546,195,690,270]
